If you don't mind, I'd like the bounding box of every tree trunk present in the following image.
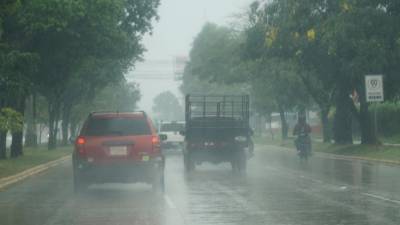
[32,93,38,146]
[320,106,331,143]
[0,131,7,159]
[278,105,288,139]
[10,131,23,158]
[333,87,353,144]
[61,105,71,146]
[266,113,274,140]
[10,97,25,157]
[25,94,38,147]
[39,124,42,145]
[70,122,77,138]
[48,101,60,150]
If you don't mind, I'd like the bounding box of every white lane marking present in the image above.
[362,193,400,205]
[164,194,177,209]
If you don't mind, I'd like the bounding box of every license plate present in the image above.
[109,146,128,156]
[142,155,150,162]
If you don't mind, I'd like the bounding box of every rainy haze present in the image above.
[1,0,400,225]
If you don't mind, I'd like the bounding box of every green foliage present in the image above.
[152,91,184,121]
[181,68,249,96]
[181,23,251,96]
[188,23,245,83]
[370,102,400,137]
[70,81,141,125]
[242,0,400,143]
[0,0,160,150]
[0,50,39,100]
[0,107,23,132]
[92,81,141,112]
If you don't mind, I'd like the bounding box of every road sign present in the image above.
[365,75,384,102]
[173,56,188,79]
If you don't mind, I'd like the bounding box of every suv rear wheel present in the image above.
[73,169,88,194]
[152,171,165,193]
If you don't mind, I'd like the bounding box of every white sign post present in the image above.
[365,75,384,139]
[365,75,384,102]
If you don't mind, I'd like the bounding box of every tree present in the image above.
[68,80,141,139]
[0,108,23,159]
[152,91,184,121]
[244,0,400,145]
[320,0,400,144]
[0,0,40,156]
[184,21,309,139]
[241,6,311,139]
[242,0,338,142]
[0,0,160,156]
[16,0,160,149]
[187,23,246,83]
[181,24,250,95]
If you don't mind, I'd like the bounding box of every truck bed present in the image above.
[185,95,250,139]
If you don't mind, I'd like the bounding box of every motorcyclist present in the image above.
[292,115,312,154]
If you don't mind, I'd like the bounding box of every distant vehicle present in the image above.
[72,111,167,193]
[293,116,312,160]
[296,134,311,160]
[294,130,312,160]
[158,121,185,151]
[182,95,253,172]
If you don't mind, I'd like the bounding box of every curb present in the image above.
[0,155,71,190]
[259,144,400,166]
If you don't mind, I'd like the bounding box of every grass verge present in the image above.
[0,146,72,179]
[254,136,400,162]
[380,133,400,144]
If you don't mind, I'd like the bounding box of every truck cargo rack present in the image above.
[185,95,250,130]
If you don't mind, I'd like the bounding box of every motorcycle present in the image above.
[295,132,311,159]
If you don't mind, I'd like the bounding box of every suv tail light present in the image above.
[75,136,86,155]
[152,136,161,153]
[77,137,86,145]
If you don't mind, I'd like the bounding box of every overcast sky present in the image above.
[127,0,253,114]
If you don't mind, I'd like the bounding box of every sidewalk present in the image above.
[255,136,400,165]
[314,138,400,147]
[259,143,400,166]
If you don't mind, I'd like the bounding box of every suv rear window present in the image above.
[82,117,151,136]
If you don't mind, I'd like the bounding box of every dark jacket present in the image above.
[293,123,311,136]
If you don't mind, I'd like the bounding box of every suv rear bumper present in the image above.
[73,156,164,184]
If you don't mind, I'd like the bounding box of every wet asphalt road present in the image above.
[1,145,400,225]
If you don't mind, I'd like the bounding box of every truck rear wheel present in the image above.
[184,153,195,172]
[231,150,246,173]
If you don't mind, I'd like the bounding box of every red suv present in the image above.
[72,111,166,193]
